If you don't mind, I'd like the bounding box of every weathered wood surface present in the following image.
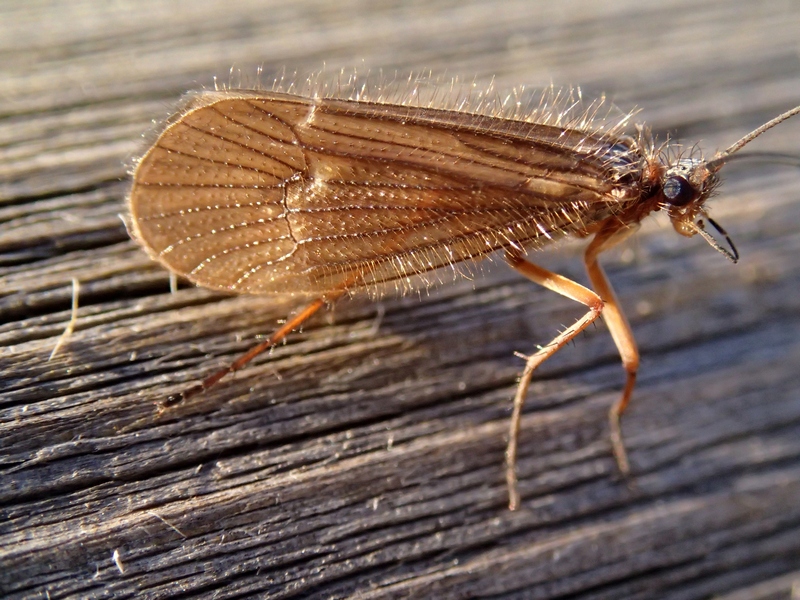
[2,1,800,598]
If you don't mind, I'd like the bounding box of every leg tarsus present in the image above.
[506,357,535,511]
[609,370,636,476]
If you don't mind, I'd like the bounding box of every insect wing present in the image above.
[130,92,635,296]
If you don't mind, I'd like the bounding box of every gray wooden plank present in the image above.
[1,0,800,598]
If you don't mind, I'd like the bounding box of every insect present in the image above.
[128,75,800,510]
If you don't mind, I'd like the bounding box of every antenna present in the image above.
[706,104,800,171]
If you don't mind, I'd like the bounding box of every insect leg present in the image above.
[583,228,640,477]
[163,290,346,407]
[504,251,605,510]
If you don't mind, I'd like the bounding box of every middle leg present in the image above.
[504,250,606,510]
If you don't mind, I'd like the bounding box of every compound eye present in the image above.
[663,175,695,206]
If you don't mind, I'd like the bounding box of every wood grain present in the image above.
[2,1,800,598]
